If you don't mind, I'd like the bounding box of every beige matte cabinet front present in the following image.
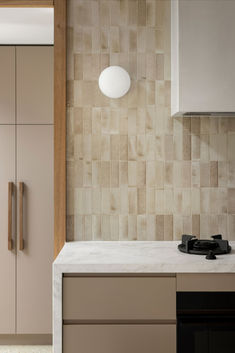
[63,324,176,353]
[0,126,16,333]
[0,45,53,337]
[177,273,235,292]
[0,47,15,124]
[63,276,176,320]
[16,125,53,334]
[16,46,53,124]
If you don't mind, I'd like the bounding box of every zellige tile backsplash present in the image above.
[66,0,235,241]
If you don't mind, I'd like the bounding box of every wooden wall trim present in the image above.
[54,0,66,258]
[0,0,53,7]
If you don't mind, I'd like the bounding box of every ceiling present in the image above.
[0,8,54,44]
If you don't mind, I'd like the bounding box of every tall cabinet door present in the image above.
[0,47,15,124]
[16,125,53,334]
[0,126,16,333]
[16,46,53,124]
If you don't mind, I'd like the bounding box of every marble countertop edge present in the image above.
[53,241,235,273]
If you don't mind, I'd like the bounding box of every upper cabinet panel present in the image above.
[171,0,235,117]
[0,47,15,124]
[16,46,53,124]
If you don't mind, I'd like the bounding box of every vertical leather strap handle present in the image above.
[8,182,13,250]
[19,182,24,251]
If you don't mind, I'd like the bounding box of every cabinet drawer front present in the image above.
[63,277,176,320]
[177,274,235,292]
[63,324,176,353]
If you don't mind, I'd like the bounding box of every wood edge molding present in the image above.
[54,0,66,258]
[0,0,53,7]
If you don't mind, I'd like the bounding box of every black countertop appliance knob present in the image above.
[206,250,217,260]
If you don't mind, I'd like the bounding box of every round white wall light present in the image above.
[98,66,131,99]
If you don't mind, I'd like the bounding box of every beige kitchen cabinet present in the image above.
[63,324,176,353]
[0,46,53,125]
[177,273,235,292]
[16,46,53,124]
[0,126,15,333]
[0,47,15,124]
[17,126,53,334]
[62,276,176,353]
[63,276,176,320]
[0,46,53,339]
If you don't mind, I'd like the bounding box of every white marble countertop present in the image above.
[53,241,235,273]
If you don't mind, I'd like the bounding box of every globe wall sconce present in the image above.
[98,66,131,99]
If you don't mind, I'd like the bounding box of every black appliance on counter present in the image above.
[178,234,231,260]
[177,292,235,353]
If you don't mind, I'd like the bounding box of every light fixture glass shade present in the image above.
[98,66,131,98]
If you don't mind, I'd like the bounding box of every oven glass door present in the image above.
[177,315,235,353]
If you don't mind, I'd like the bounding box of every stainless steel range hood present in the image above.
[171,0,235,117]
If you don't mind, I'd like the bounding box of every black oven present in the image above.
[177,292,235,353]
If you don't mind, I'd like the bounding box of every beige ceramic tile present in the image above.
[228,215,235,240]
[200,162,210,187]
[155,189,164,214]
[217,188,227,214]
[137,215,147,240]
[218,214,227,239]
[164,215,173,240]
[228,162,235,187]
[183,216,192,234]
[200,188,210,214]
[192,214,200,236]
[110,215,119,240]
[191,188,200,215]
[137,161,146,186]
[137,187,146,214]
[192,162,200,187]
[92,215,101,240]
[119,160,128,185]
[146,187,155,214]
[228,134,235,161]
[128,215,137,240]
[119,215,128,240]
[210,161,218,187]
[173,215,183,240]
[128,187,137,214]
[101,215,111,240]
[200,214,210,237]
[228,188,235,214]
[218,161,227,187]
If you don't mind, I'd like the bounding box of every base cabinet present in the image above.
[63,324,176,353]
[58,272,235,353]
[63,277,176,320]
[62,276,176,353]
